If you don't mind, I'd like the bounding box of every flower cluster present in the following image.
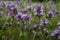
[34,5,44,17]
[50,21,60,39]
[47,11,54,19]
[16,12,31,21]
[50,28,60,39]
[40,19,48,26]
[0,1,60,40]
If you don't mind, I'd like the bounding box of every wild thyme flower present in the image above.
[21,5,31,13]
[49,1,55,11]
[50,30,60,36]
[40,19,48,26]
[16,12,23,20]
[6,2,14,7]
[0,1,5,8]
[8,12,16,18]
[47,11,54,19]
[21,14,31,20]
[50,31,56,36]
[16,13,32,21]
[6,2,16,13]
[50,29,60,39]
[12,7,18,14]
[34,5,44,17]
[34,24,38,28]
[43,28,47,32]
[54,10,59,15]
[36,5,44,13]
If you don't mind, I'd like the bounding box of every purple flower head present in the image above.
[21,8,28,13]
[21,14,31,20]
[36,5,44,12]
[50,32,56,36]
[52,9,59,15]
[33,5,44,17]
[34,24,38,28]
[8,12,16,18]
[43,28,47,32]
[40,19,48,26]
[50,30,60,37]
[55,10,59,14]
[54,30,59,34]
[12,7,17,14]
[21,5,31,13]
[50,30,57,36]
[6,2,14,7]
[47,11,54,19]
[49,1,55,11]
[0,1,5,8]
[16,12,23,20]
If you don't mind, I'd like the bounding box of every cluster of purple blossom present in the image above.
[50,21,60,39]
[0,1,60,39]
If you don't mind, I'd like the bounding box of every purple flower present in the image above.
[0,1,5,8]
[40,19,48,26]
[36,5,44,13]
[21,5,31,13]
[52,9,59,15]
[6,2,14,7]
[54,30,59,34]
[21,14,31,20]
[43,28,47,32]
[33,5,44,17]
[34,24,38,28]
[21,8,28,13]
[16,12,23,20]
[8,12,16,18]
[50,30,60,37]
[49,1,55,11]
[47,11,54,19]
[55,10,59,14]
[12,8,17,14]
[50,32,56,36]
